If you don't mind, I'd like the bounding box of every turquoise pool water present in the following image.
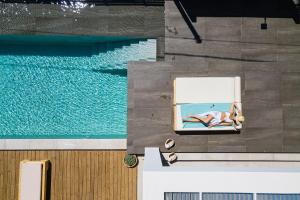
[0,35,156,139]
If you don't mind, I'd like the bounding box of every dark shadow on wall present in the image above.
[180,0,300,24]
[174,0,202,43]
[173,0,299,43]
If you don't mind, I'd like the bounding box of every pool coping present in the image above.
[0,139,126,150]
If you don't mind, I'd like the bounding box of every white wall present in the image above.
[143,148,300,200]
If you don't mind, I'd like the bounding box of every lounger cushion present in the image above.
[174,77,241,104]
[19,162,42,200]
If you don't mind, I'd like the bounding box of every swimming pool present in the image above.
[0,35,156,139]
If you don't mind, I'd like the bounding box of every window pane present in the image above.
[164,192,200,200]
[202,192,253,200]
[257,193,300,200]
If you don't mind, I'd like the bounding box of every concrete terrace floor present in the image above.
[127,1,300,154]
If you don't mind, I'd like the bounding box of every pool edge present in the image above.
[0,139,127,150]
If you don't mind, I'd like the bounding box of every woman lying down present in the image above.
[183,102,245,128]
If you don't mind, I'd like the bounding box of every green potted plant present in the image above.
[123,154,138,168]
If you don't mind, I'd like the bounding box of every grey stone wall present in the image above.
[0,3,165,58]
[0,3,164,38]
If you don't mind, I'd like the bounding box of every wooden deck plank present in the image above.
[65,151,70,200]
[72,151,76,200]
[54,151,59,200]
[117,151,122,200]
[70,151,75,200]
[78,151,83,200]
[40,150,48,160]
[59,151,63,200]
[99,151,104,200]
[59,151,65,200]
[110,151,114,200]
[96,152,101,200]
[82,151,87,200]
[5,151,8,200]
[120,151,125,200]
[94,151,98,200]
[4,151,8,200]
[129,165,133,200]
[69,151,73,200]
[69,151,72,200]
[12,151,19,199]
[124,153,129,200]
[111,151,115,200]
[76,151,80,200]
[34,150,39,160]
[132,163,137,200]
[9,151,13,200]
[31,150,36,160]
[114,151,117,200]
[66,151,70,200]
[0,151,4,200]
[5,151,9,200]
[10,151,16,200]
[104,151,109,200]
[90,151,95,200]
[105,151,108,200]
[87,151,91,200]
[63,151,67,200]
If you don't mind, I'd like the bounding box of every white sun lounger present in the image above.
[18,160,49,200]
[173,77,242,131]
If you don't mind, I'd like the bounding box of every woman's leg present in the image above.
[192,115,214,124]
[183,114,214,124]
[185,112,210,121]
[182,118,201,122]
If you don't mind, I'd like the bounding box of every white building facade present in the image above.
[143,148,300,200]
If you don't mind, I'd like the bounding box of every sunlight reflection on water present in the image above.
[0,1,95,16]
[60,1,89,14]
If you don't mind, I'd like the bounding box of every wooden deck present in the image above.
[0,151,137,200]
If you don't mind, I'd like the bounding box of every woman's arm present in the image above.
[230,102,242,115]
[229,102,235,113]
[234,102,242,115]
